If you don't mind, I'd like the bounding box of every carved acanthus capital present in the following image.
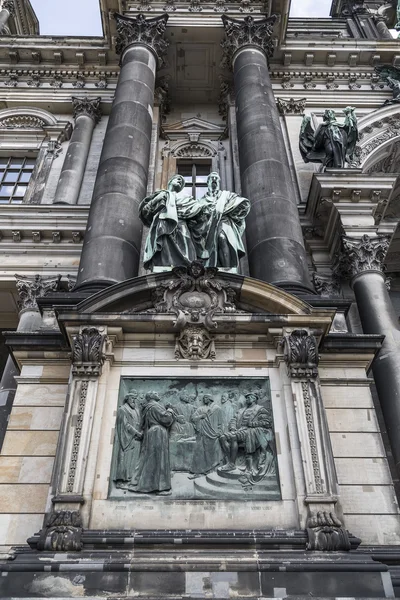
[15,274,61,312]
[35,510,83,552]
[115,12,169,67]
[2,0,15,15]
[72,327,106,377]
[306,511,351,552]
[72,96,101,124]
[336,234,390,280]
[283,329,319,379]
[277,97,307,116]
[175,325,216,360]
[221,14,278,69]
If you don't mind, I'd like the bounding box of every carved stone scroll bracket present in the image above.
[221,14,278,69]
[72,96,102,125]
[15,273,61,312]
[306,510,353,552]
[114,12,169,67]
[29,510,83,552]
[175,325,216,360]
[283,329,319,379]
[71,327,106,377]
[335,234,390,283]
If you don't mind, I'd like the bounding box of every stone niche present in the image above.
[109,377,280,501]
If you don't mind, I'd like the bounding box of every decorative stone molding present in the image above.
[214,0,226,12]
[336,234,390,280]
[0,115,46,129]
[172,142,216,158]
[4,71,17,86]
[163,0,176,10]
[189,0,202,11]
[35,510,83,552]
[283,329,319,378]
[15,274,61,311]
[306,511,351,551]
[73,73,86,89]
[175,325,216,360]
[71,327,106,377]
[301,381,323,493]
[276,97,306,115]
[313,273,341,297]
[2,0,15,15]
[72,96,102,124]
[114,13,169,67]
[221,14,278,69]
[67,380,88,491]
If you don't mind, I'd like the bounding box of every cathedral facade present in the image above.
[1,0,400,598]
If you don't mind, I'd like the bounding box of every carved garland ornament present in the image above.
[115,13,169,67]
[221,14,278,69]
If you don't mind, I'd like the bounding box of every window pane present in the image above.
[196,176,208,184]
[196,164,211,175]
[19,172,31,183]
[9,158,24,168]
[0,185,14,197]
[13,185,27,197]
[10,198,23,204]
[4,171,18,183]
[24,159,36,169]
[0,159,8,168]
[177,164,193,176]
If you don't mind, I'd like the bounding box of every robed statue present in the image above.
[139,172,250,272]
[113,392,143,490]
[299,107,358,169]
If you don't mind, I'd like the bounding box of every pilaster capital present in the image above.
[283,329,319,379]
[221,14,278,69]
[72,96,102,125]
[277,97,307,116]
[1,0,15,16]
[114,12,169,68]
[336,234,390,281]
[71,327,106,377]
[15,274,61,311]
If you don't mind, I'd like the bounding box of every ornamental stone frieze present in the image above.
[283,329,319,378]
[114,13,169,66]
[15,274,61,311]
[71,327,106,377]
[221,14,278,68]
[72,96,102,124]
[336,234,390,281]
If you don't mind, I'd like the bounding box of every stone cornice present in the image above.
[114,12,169,66]
[221,14,278,68]
[72,96,102,124]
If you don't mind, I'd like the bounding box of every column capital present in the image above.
[72,96,101,124]
[221,14,278,69]
[15,274,61,311]
[336,234,390,281]
[114,12,169,67]
[2,0,15,15]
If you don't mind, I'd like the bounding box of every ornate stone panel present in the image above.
[109,377,280,500]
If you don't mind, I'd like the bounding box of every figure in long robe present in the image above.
[220,393,236,433]
[190,394,223,477]
[198,172,250,269]
[114,392,143,489]
[132,392,175,494]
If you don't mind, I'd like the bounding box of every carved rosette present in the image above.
[277,97,307,116]
[336,234,390,281]
[71,327,106,377]
[72,96,102,125]
[2,0,15,15]
[114,13,169,67]
[34,510,83,552]
[306,511,351,552]
[283,329,319,379]
[15,274,61,311]
[221,14,278,69]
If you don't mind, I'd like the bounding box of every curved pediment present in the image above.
[75,266,312,318]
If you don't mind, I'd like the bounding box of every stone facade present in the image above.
[0,1,400,599]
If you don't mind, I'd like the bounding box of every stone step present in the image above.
[193,470,281,499]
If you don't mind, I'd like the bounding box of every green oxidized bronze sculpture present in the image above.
[139,172,250,272]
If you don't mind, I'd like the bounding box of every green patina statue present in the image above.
[139,172,250,272]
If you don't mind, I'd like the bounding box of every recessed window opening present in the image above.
[0,157,35,204]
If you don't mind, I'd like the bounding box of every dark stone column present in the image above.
[0,274,61,452]
[53,97,101,205]
[75,14,168,292]
[222,16,313,294]
[339,235,400,471]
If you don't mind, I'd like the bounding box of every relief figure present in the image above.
[131,391,176,495]
[219,392,275,484]
[171,393,195,439]
[113,391,143,490]
[189,394,223,478]
[220,392,236,431]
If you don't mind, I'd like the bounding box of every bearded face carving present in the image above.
[175,326,216,360]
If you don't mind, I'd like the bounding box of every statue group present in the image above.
[139,172,250,272]
[112,380,278,499]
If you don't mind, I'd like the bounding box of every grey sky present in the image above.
[30,0,332,36]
